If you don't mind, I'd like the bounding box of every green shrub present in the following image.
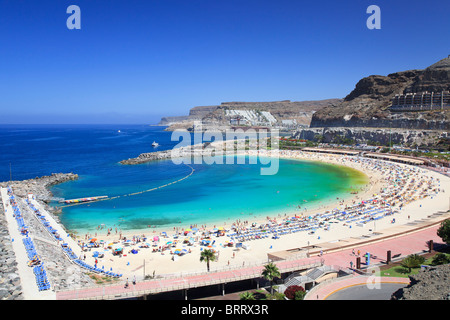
[401,254,425,273]
[431,253,450,266]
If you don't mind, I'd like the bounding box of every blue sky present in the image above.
[0,0,449,124]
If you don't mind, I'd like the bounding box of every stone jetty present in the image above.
[120,143,211,165]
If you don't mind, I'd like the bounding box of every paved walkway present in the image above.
[56,222,444,300]
[56,258,322,300]
[303,223,443,300]
[305,276,410,300]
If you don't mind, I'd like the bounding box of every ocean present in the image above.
[0,124,367,234]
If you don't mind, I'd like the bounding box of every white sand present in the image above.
[70,150,450,281]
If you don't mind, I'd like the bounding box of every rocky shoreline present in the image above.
[0,196,22,300]
[0,173,78,202]
[0,173,89,300]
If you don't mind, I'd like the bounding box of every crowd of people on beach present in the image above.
[6,149,447,284]
[73,151,443,268]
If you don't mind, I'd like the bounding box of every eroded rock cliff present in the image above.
[311,56,450,130]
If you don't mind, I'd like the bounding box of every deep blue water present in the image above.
[0,124,180,182]
[0,124,367,233]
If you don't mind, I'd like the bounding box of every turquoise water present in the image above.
[0,125,367,234]
[53,156,367,234]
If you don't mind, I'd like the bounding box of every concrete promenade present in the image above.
[305,276,410,300]
[2,179,448,300]
[56,258,323,300]
[56,220,445,300]
[304,223,443,300]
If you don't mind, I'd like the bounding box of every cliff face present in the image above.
[159,99,342,130]
[311,56,450,130]
[295,127,448,147]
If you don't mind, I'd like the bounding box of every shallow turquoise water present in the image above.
[0,124,367,234]
[53,156,368,234]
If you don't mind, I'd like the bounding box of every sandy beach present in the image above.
[57,150,449,282]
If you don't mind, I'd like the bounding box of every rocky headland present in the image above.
[310,56,450,130]
[157,99,342,131]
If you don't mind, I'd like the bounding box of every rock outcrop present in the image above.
[294,127,448,147]
[0,173,78,203]
[311,56,450,130]
[0,198,23,300]
[391,263,450,300]
[158,99,342,130]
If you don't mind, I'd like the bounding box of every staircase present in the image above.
[277,265,346,294]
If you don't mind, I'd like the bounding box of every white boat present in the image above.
[152,141,159,147]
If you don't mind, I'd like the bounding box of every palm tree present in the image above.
[200,249,216,272]
[261,262,281,294]
[401,254,425,273]
[239,292,255,300]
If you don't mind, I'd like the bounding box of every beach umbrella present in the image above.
[89,238,97,243]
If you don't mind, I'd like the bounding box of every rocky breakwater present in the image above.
[119,140,244,165]
[0,173,79,203]
[120,144,208,165]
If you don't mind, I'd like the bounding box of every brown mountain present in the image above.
[158,99,342,130]
[310,56,450,130]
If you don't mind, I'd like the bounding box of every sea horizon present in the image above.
[0,124,368,235]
